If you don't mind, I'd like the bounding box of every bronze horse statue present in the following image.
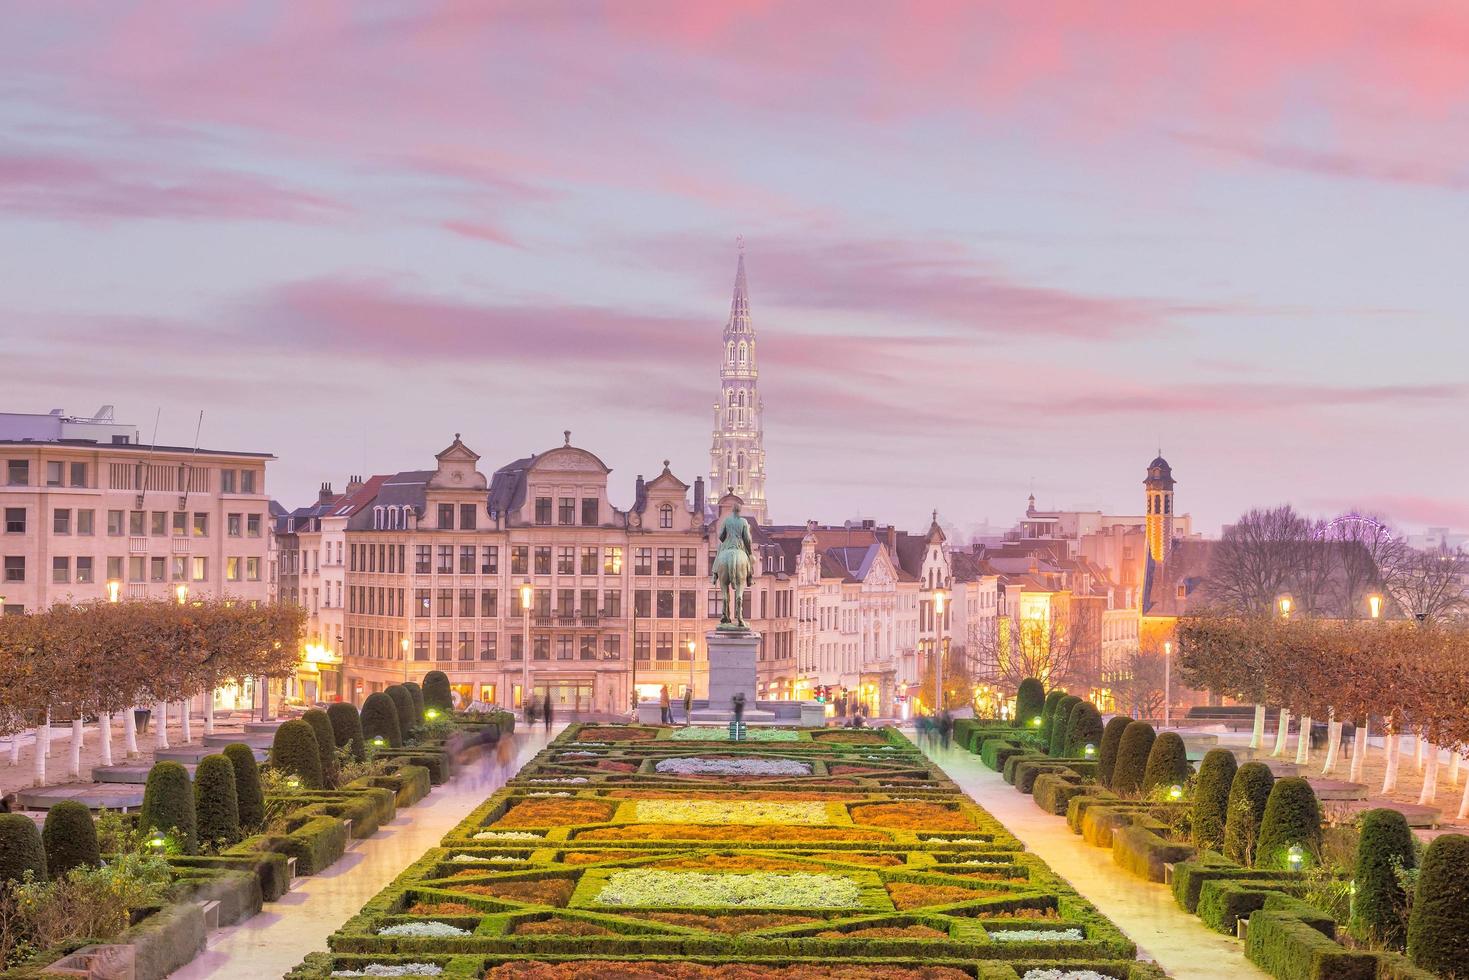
[712,502,753,630]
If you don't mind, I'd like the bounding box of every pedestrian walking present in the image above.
[682,688,693,724]
[542,695,553,731]
[938,711,952,750]
[659,685,672,724]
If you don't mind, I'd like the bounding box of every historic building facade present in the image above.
[709,244,769,525]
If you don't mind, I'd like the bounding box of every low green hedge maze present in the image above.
[288,723,1171,979]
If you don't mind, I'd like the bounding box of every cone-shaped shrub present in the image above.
[1065,702,1105,758]
[385,684,415,739]
[1351,808,1416,949]
[1015,677,1045,727]
[361,692,403,748]
[269,719,324,790]
[41,800,99,876]
[1097,716,1131,788]
[327,702,366,762]
[1407,833,1469,977]
[194,753,240,847]
[1254,776,1322,870]
[1039,690,1069,748]
[301,709,338,786]
[1111,721,1156,796]
[222,742,264,831]
[1191,748,1238,851]
[140,760,197,854]
[1223,761,1275,865]
[1048,695,1081,756]
[0,814,47,883]
[403,681,426,725]
[1143,732,1192,794]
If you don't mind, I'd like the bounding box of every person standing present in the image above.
[659,685,672,724]
[542,694,553,731]
[682,688,693,724]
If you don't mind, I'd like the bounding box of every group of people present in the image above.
[657,685,694,724]
[915,711,954,750]
[522,694,556,730]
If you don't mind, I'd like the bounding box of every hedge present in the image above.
[1038,689,1069,749]
[1047,695,1082,757]
[1015,677,1045,726]
[1142,732,1190,794]
[423,670,453,712]
[362,691,403,748]
[1113,817,1195,883]
[1224,761,1275,866]
[1110,721,1156,797]
[1246,906,1378,980]
[1254,777,1322,871]
[1096,716,1131,789]
[1191,748,1237,852]
[1065,702,1104,758]
[403,681,426,726]
[385,684,416,740]
[195,753,242,847]
[141,759,198,854]
[223,741,266,831]
[1406,832,1469,978]
[0,812,48,883]
[1170,850,1292,914]
[1350,807,1415,949]
[271,719,326,790]
[328,701,367,762]
[118,896,208,980]
[1198,879,1298,934]
[41,799,100,875]
[1033,770,1091,816]
[301,709,339,785]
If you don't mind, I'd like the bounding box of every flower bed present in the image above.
[849,802,973,831]
[630,800,833,825]
[668,727,801,742]
[654,757,813,777]
[593,869,865,909]
[493,799,615,827]
[578,824,887,843]
[481,964,970,980]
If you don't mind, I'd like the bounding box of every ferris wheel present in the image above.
[1318,514,1394,540]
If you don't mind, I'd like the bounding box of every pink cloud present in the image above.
[440,220,520,247]
[1176,133,1469,191]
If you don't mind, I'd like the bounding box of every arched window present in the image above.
[1164,496,1172,514]
[659,503,673,529]
[372,506,383,529]
[727,342,735,364]
[737,390,745,407]
[401,505,412,528]
[738,342,747,365]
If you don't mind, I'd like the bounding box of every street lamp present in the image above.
[686,636,697,712]
[176,584,189,605]
[401,637,409,684]
[1367,593,1383,619]
[520,579,533,712]
[107,579,121,603]
[1163,640,1172,730]
[933,588,948,714]
[1277,594,1293,619]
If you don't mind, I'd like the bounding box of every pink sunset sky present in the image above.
[3,2,1468,536]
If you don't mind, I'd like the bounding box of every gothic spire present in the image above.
[710,239,768,524]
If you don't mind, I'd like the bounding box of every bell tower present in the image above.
[1144,454,1176,564]
[709,238,769,524]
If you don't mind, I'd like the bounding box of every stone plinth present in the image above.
[706,628,759,715]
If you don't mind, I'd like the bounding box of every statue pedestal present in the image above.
[688,629,772,724]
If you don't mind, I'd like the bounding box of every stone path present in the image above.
[921,740,1268,980]
[169,724,559,980]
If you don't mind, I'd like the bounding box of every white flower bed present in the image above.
[376,922,471,938]
[594,869,862,909]
[569,741,608,747]
[331,965,444,977]
[526,791,572,797]
[560,751,599,758]
[449,854,523,863]
[653,757,812,777]
[526,777,588,784]
[1021,971,1111,980]
[990,928,1084,942]
[924,837,989,844]
[667,727,800,742]
[472,831,542,841]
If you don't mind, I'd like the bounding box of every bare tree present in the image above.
[1206,506,1314,614]
[1109,649,1167,720]
[1389,545,1469,624]
[967,599,1090,691]
[1326,513,1407,618]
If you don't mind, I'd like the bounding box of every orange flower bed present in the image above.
[626,912,818,934]
[808,852,902,867]
[886,883,1002,910]
[576,727,655,741]
[560,851,639,865]
[651,854,812,872]
[815,924,947,940]
[406,901,481,916]
[607,790,863,803]
[513,918,615,936]
[484,963,969,979]
[849,802,972,831]
[977,906,1058,919]
[455,879,576,907]
[596,760,637,773]
[495,799,615,828]
[811,731,888,744]
[579,824,887,843]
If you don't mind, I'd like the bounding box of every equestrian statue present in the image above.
[711,501,754,630]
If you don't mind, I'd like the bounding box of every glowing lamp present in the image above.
[286,777,300,789]
[1287,844,1304,870]
[107,579,121,603]
[372,736,386,748]
[175,584,189,605]
[1168,784,1183,800]
[425,708,440,721]
[1031,716,1043,728]
[148,836,167,849]
[1084,743,1096,757]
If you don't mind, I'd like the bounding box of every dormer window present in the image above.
[659,503,673,529]
[1176,583,1187,600]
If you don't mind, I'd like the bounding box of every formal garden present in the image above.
[287,721,1171,980]
[951,674,1469,980]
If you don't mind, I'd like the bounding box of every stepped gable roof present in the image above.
[1141,538,1217,617]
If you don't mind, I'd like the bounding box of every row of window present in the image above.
[3,459,259,494]
[2,554,259,584]
[531,497,600,527]
[2,507,262,538]
[349,543,710,579]
[5,459,88,488]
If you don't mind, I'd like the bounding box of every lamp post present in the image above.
[107,579,121,603]
[629,596,638,716]
[1163,640,1172,730]
[1367,593,1383,619]
[933,588,948,714]
[687,636,697,710]
[1277,594,1293,619]
[520,579,533,712]
[175,584,188,605]
[401,637,409,685]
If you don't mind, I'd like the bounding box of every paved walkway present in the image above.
[171,724,560,979]
[923,741,1268,980]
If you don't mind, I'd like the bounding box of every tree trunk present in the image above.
[1415,730,1425,773]
[40,716,51,757]
[1250,704,1266,750]
[203,693,214,735]
[1450,750,1460,788]
[123,707,138,757]
[154,700,169,750]
[1295,715,1312,765]
[1271,708,1291,757]
[1349,718,1368,784]
[1419,735,1440,805]
[1321,712,1342,775]
[69,718,83,778]
[1382,720,1401,794]
[32,714,48,786]
[180,700,192,743]
[99,712,113,767]
[1459,767,1469,820]
[7,730,19,766]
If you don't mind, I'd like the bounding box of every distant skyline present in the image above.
[4,3,1467,536]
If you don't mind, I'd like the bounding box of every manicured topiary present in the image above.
[1351,808,1416,949]
[403,681,426,725]
[1097,716,1131,788]
[1191,748,1238,851]
[193,753,240,847]
[222,742,265,830]
[361,692,403,748]
[1223,761,1275,865]
[1110,721,1156,796]
[0,813,47,883]
[1039,690,1069,748]
[41,799,99,875]
[327,701,366,762]
[269,719,325,790]
[1047,695,1081,757]
[1407,833,1469,977]
[1015,677,1045,728]
[1143,732,1191,794]
[140,760,197,854]
[1065,702,1104,758]
[1254,776,1322,870]
[385,684,415,739]
[301,709,338,786]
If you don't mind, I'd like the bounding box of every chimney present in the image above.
[345,474,364,495]
[886,525,897,553]
[692,476,705,515]
[318,482,334,504]
[634,475,646,512]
